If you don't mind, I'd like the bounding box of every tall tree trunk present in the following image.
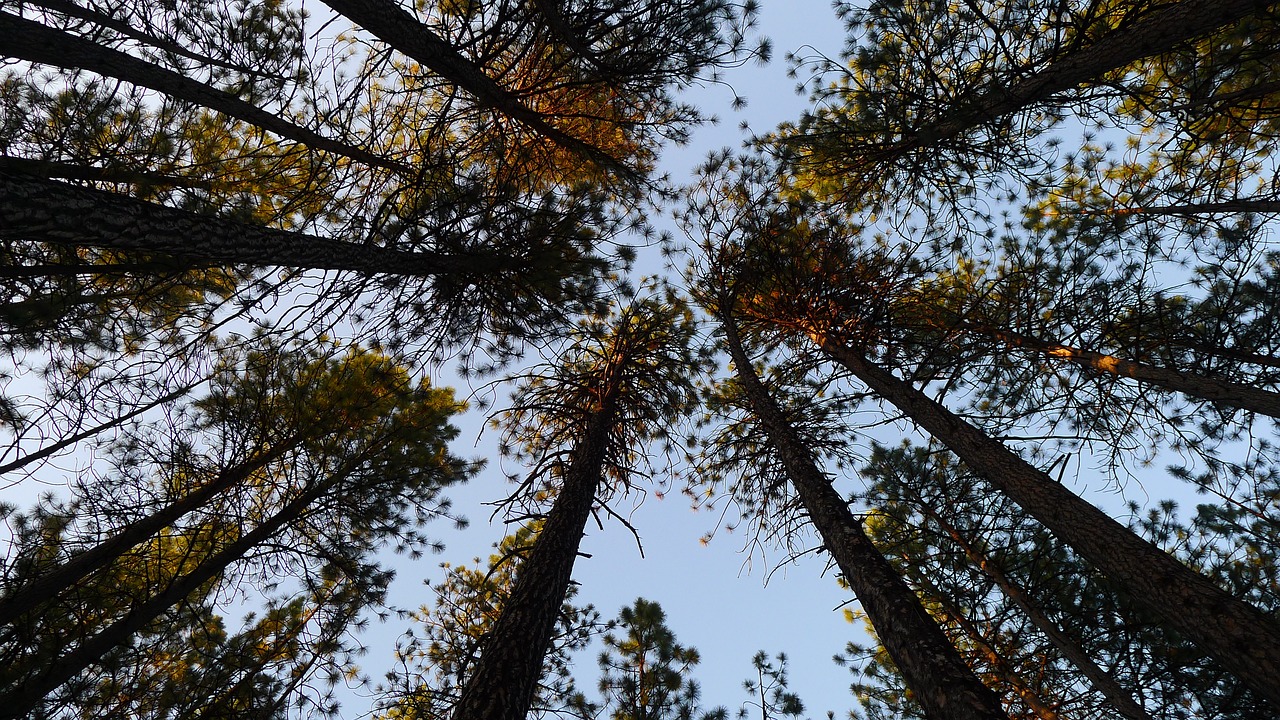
[0,171,510,277]
[0,442,375,718]
[318,0,627,176]
[914,502,1155,720]
[816,335,1280,707]
[451,399,617,720]
[719,312,1009,720]
[961,324,1280,418]
[0,436,301,626]
[0,11,408,174]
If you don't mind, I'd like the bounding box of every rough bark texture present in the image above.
[25,0,276,80]
[919,505,1154,720]
[451,401,616,720]
[975,325,1280,419]
[0,171,500,277]
[319,0,628,176]
[0,437,300,624]
[720,314,1009,720]
[819,337,1280,707]
[0,11,408,174]
[0,463,338,718]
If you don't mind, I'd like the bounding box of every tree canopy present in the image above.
[3,1,1280,718]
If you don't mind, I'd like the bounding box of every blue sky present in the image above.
[360,2,866,716]
[1,1,1235,716]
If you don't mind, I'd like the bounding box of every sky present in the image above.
[0,2,861,716]
[355,1,1222,715]
[0,1,1226,717]
[350,2,867,717]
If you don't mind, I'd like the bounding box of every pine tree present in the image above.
[677,176,1009,719]
[379,524,602,720]
[777,0,1280,217]
[596,598,726,720]
[679,150,1280,709]
[850,443,1277,719]
[737,652,805,720]
[856,444,1154,720]
[0,339,474,717]
[450,292,705,720]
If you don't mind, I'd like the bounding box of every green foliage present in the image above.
[738,652,804,720]
[8,1,1280,718]
[774,0,1280,226]
[379,524,602,720]
[0,338,474,717]
[836,442,1279,720]
[597,598,726,720]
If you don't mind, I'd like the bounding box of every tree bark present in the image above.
[24,0,284,81]
[909,574,1062,720]
[0,171,508,277]
[451,399,617,720]
[966,324,1280,419]
[0,11,409,174]
[817,335,1280,707]
[0,435,301,626]
[720,312,1009,720]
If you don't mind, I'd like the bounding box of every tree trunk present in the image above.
[720,313,1009,720]
[0,11,408,174]
[0,445,361,718]
[0,436,300,626]
[0,171,507,277]
[451,399,618,720]
[318,0,627,176]
[916,503,1154,720]
[817,335,1280,707]
[968,324,1280,419]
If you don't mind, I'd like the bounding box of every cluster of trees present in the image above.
[2,0,1279,719]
